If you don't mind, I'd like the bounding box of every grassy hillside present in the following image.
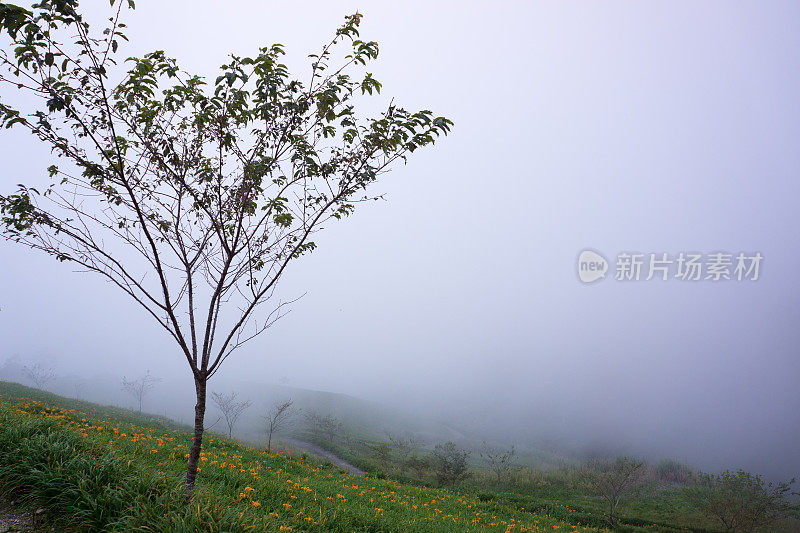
[0,356,583,471]
[2,382,796,532]
[1,359,583,471]
[0,381,597,532]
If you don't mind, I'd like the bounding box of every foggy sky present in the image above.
[1,1,799,480]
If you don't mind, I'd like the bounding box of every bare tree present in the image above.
[121,371,161,413]
[0,2,451,498]
[481,442,516,491]
[386,431,420,474]
[22,362,55,389]
[320,414,343,442]
[264,398,296,454]
[304,409,321,436]
[210,391,251,438]
[581,456,645,527]
[304,410,342,442]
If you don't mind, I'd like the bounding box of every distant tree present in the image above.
[386,431,421,474]
[0,1,451,499]
[481,442,516,491]
[264,398,297,454]
[370,442,392,472]
[210,391,251,438]
[655,458,692,485]
[320,414,343,442]
[121,371,161,413]
[432,441,470,486]
[305,410,342,442]
[304,410,321,436]
[407,454,431,480]
[581,456,645,527]
[22,362,55,389]
[73,381,84,401]
[689,469,798,532]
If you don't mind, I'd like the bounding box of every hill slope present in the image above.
[0,381,596,532]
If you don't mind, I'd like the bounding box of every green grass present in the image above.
[3,381,796,532]
[0,381,596,532]
[286,425,723,532]
[279,416,800,532]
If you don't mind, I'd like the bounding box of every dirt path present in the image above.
[280,437,365,475]
[0,495,43,533]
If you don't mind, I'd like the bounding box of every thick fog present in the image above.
[1,1,799,481]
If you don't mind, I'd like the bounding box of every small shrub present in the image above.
[655,458,692,485]
[370,442,392,471]
[689,469,798,532]
[406,454,431,480]
[581,456,645,527]
[477,491,495,502]
[432,442,471,486]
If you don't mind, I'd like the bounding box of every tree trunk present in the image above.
[608,496,618,526]
[184,375,207,499]
[267,430,272,454]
